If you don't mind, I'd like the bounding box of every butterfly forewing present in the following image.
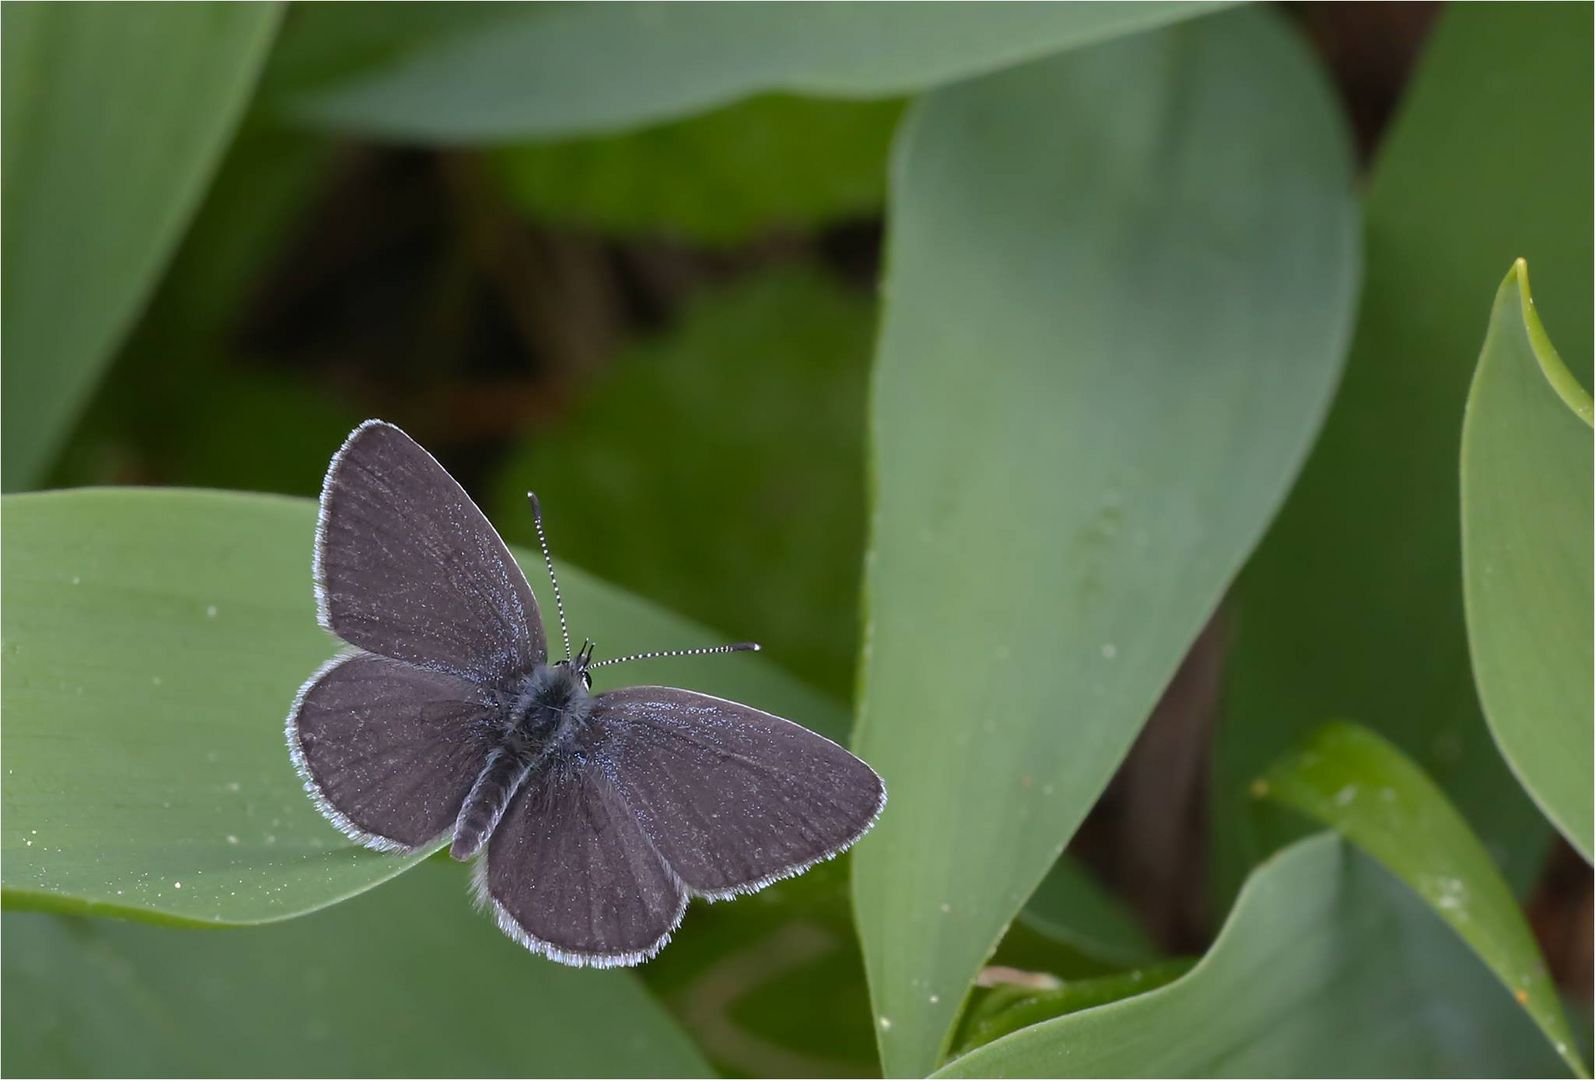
[479,761,687,967]
[316,420,546,683]
[588,687,886,898]
[289,653,495,851]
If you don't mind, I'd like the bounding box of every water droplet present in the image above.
[173,881,182,889]
[878,1017,892,1031]
[1100,643,1118,660]
[226,835,239,846]
[940,902,951,914]
[1333,785,1357,807]
[929,994,940,1004]
[206,605,218,619]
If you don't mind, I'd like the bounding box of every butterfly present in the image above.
[286,420,885,967]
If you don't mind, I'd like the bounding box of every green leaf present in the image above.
[1013,856,1157,969]
[641,860,880,1078]
[1213,0,1594,903]
[935,835,1563,1078]
[1257,722,1588,1076]
[1,488,844,925]
[490,94,902,246]
[2,860,711,1077]
[1461,261,1594,860]
[1,3,283,490]
[849,9,1359,1074]
[282,2,1230,143]
[954,959,1194,1057]
[490,267,874,707]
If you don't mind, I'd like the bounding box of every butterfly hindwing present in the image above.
[316,420,546,684]
[478,759,687,967]
[588,687,886,898]
[288,652,494,852]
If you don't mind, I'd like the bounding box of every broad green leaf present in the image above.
[1,488,843,925]
[491,267,874,706]
[1,3,282,490]
[936,836,1563,1078]
[490,95,902,246]
[1213,0,1593,902]
[2,860,710,1078]
[282,2,1230,143]
[1257,722,1588,1076]
[849,9,1359,1074]
[1461,261,1594,860]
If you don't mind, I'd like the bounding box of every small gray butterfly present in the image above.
[287,420,885,967]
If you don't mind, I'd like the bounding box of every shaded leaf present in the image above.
[640,860,879,1078]
[1461,261,1594,859]
[2,860,710,1077]
[1013,856,1157,969]
[50,116,340,494]
[936,836,1563,1078]
[1213,0,1593,902]
[954,959,1193,1057]
[490,94,902,246]
[1257,722,1587,1076]
[1,488,843,925]
[850,9,1359,1074]
[1,3,283,489]
[282,2,1230,143]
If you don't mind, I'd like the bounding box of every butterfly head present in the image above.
[556,639,597,690]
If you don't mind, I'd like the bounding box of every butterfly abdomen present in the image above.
[450,749,532,860]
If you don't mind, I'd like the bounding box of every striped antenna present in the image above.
[526,492,573,662]
[587,642,760,671]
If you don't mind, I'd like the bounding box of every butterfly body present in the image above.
[450,661,593,860]
[289,420,884,967]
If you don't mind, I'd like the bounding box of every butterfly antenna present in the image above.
[587,642,760,671]
[527,492,573,662]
